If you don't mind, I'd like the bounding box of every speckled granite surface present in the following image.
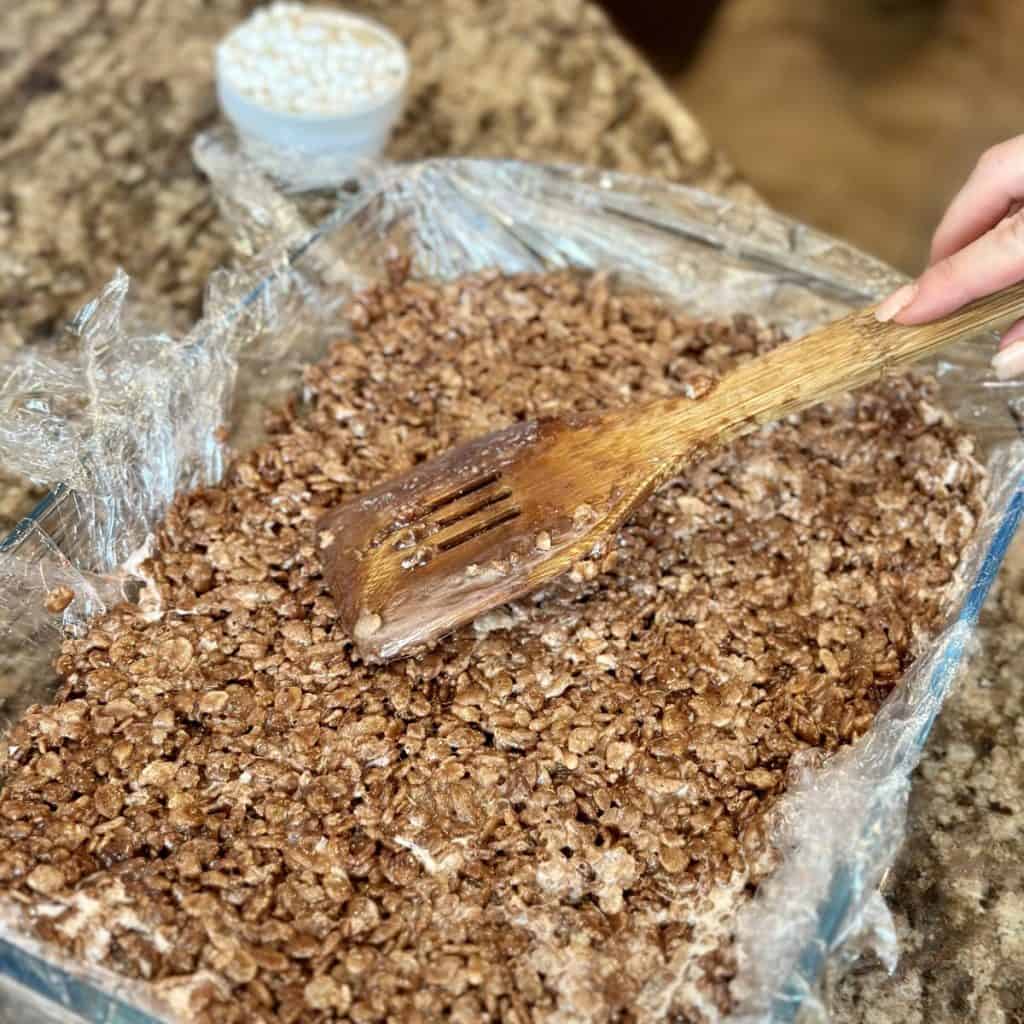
[2,2,1023,1022]
[2,0,744,351]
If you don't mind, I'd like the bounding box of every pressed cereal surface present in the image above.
[0,270,985,1023]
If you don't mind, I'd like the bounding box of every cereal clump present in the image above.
[44,586,75,614]
[0,269,985,1022]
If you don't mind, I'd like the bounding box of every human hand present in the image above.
[875,134,1024,379]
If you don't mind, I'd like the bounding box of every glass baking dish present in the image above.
[0,155,1020,1023]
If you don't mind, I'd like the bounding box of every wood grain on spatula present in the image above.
[318,281,1024,661]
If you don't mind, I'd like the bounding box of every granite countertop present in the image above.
[2,1,1023,1021]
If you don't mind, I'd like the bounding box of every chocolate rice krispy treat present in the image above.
[0,268,986,1023]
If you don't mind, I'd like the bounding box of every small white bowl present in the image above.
[215,7,408,189]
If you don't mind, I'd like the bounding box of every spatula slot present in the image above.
[437,506,521,552]
[423,472,502,513]
[433,488,513,528]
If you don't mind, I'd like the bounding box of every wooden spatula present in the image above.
[318,282,1024,662]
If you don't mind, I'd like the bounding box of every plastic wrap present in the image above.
[0,139,1021,1023]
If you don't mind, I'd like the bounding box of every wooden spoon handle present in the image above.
[715,279,1024,434]
[644,280,1024,459]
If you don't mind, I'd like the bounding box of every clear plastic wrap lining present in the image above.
[0,136,1022,1023]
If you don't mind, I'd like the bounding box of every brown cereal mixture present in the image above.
[44,586,75,615]
[0,269,985,1023]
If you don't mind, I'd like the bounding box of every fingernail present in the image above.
[992,341,1024,380]
[875,282,918,323]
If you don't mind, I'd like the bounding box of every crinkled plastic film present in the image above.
[0,138,1021,1023]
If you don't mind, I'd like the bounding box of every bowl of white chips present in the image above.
[216,3,408,187]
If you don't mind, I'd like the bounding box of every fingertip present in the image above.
[874,282,918,324]
[925,142,1024,267]
[928,230,956,266]
[998,316,1024,351]
[992,313,1024,379]
[991,338,1024,380]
